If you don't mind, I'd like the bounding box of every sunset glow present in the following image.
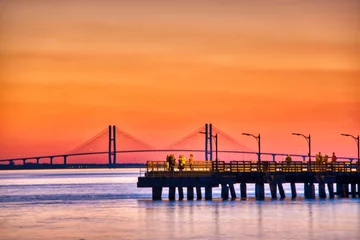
[0,0,359,159]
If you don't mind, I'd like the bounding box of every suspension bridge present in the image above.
[0,123,357,170]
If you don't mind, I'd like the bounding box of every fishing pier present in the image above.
[137,161,360,200]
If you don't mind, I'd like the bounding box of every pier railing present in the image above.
[145,160,360,174]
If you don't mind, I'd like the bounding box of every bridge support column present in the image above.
[22,159,26,165]
[229,184,236,200]
[278,183,286,199]
[50,157,53,165]
[178,187,184,200]
[187,187,194,200]
[304,183,315,199]
[255,183,265,200]
[221,184,229,200]
[64,155,67,165]
[327,183,334,198]
[319,183,326,198]
[196,187,202,200]
[269,183,277,199]
[152,187,162,200]
[290,182,297,199]
[205,187,212,200]
[240,182,247,200]
[169,187,176,200]
[351,184,357,198]
[36,158,40,165]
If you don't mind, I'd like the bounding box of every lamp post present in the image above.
[341,133,359,164]
[242,133,261,162]
[292,133,311,168]
[200,132,218,171]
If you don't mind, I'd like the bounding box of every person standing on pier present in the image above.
[166,155,170,171]
[331,152,337,171]
[285,154,292,171]
[189,154,194,170]
[169,154,176,175]
[178,155,186,171]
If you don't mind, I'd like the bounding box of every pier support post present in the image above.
[255,183,265,200]
[152,187,162,200]
[327,183,334,198]
[229,184,236,200]
[278,183,286,199]
[169,187,176,201]
[339,184,349,198]
[269,183,277,199]
[358,184,360,198]
[290,182,297,199]
[351,184,357,198]
[187,187,194,200]
[240,183,247,200]
[196,187,202,200]
[178,187,184,200]
[221,184,229,200]
[205,187,212,200]
[319,183,326,198]
[304,183,315,199]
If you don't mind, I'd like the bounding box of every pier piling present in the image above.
[205,187,212,200]
[229,184,236,200]
[152,187,162,200]
[290,182,297,199]
[178,187,184,200]
[240,183,247,200]
[304,183,315,199]
[169,187,176,200]
[278,183,286,199]
[221,184,229,200]
[319,183,326,198]
[255,183,265,200]
[196,187,202,200]
[187,187,194,200]
[327,183,334,198]
[270,183,277,199]
[351,184,357,198]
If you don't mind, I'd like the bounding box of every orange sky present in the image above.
[0,0,359,159]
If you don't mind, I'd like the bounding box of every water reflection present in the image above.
[1,170,360,240]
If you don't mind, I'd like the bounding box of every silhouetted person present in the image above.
[169,154,176,175]
[189,154,194,170]
[331,152,337,171]
[332,152,337,163]
[285,154,292,171]
[178,155,186,171]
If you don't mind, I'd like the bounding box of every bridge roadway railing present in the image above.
[145,160,360,176]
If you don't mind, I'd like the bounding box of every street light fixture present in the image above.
[292,133,311,165]
[242,133,261,162]
[341,133,359,164]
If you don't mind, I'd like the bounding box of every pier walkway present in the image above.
[137,160,360,200]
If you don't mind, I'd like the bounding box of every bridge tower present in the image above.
[108,125,116,165]
[204,123,213,161]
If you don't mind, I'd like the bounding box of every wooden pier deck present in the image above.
[137,160,360,200]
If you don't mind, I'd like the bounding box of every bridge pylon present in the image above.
[205,123,213,161]
[108,125,116,165]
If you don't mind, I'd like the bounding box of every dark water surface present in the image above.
[0,169,359,240]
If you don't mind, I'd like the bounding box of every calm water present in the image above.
[0,169,359,240]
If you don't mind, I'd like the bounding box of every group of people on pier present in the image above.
[285,152,337,164]
[315,152,337,164]
[165,154,194,174]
